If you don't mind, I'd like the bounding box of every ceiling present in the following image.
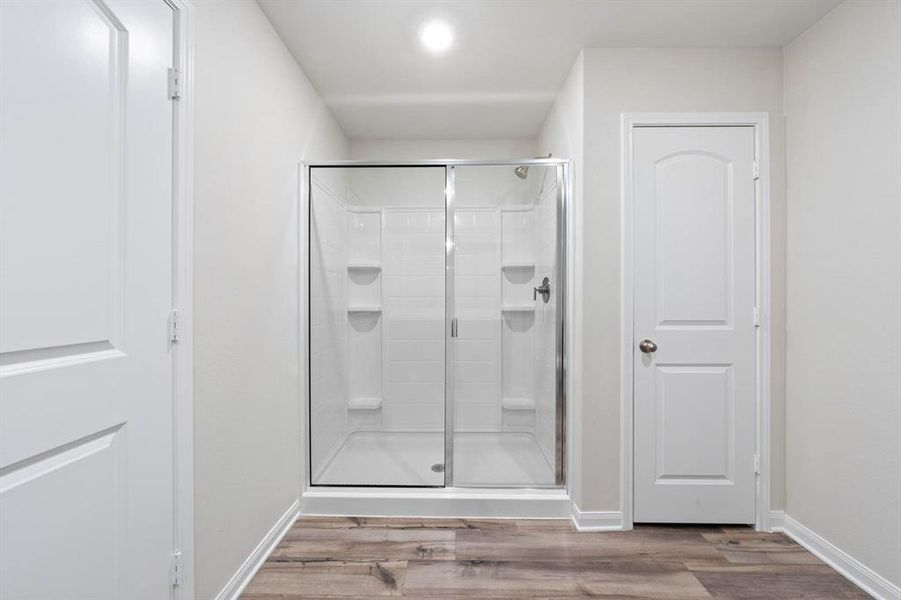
[258,0,839,140]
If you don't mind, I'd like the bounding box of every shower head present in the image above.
[513,154,552,179]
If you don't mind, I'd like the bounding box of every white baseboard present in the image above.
[771,511,900,600]
[570,504,624,532]
[213,499,300,600]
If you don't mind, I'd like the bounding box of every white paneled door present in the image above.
[633,126,757,524]
[0,1,177,598]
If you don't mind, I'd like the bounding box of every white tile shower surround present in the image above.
[382,208,447,431]
[314,431,555,487]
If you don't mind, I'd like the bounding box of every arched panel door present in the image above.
[633,126,757,524]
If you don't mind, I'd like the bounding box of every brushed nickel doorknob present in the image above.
[639,339,657,354]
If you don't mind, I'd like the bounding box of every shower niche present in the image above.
[308,162,564,490]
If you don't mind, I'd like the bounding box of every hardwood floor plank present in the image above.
[244,519,863,599]
[272,528,455,561]
[685,563,872,599]
[293,516,517,531]
[404,560,712,598]
[512,519,577,532]
[455,530,726,562]
[701,531,824,564]
[241,560,406,597]
[634,524,730,535]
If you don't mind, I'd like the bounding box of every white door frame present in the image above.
[169,0,195,597]
[620,113,771,532]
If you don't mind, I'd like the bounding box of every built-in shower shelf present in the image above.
[501,305,535,313]
[347,263,381,271]
[502,397,536,411]
[347,305,382,313]
[501,262,535,270]
[348,397,382,410]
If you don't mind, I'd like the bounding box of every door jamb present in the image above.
[169,0,195,596]
[620,112,772,532]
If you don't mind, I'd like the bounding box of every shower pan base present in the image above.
[315,431,555,487]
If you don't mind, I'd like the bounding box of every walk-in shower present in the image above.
[304,159,567,493]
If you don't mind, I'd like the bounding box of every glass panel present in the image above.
[451,164,560,487]
[309,166,446,486]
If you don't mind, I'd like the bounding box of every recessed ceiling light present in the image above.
[419,20,453,53]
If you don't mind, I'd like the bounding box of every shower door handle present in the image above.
[450,318,458,338]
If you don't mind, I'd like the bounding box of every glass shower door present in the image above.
[308,166,447,486]
[448,163,563,487]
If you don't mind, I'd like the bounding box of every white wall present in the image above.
[193,1,347,597]
[540,48,786,513]
[349,139,540,208]
[349,138,537,161]
[784,0,901,588]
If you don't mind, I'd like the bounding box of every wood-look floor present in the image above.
[241,517,869,599]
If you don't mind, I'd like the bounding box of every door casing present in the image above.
[168,0,196,596]
[620,113,772,532]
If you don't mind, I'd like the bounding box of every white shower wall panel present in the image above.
[382,209,446,431]
[454,209,502,431]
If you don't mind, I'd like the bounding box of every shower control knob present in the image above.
[638,339,658,354]
[533,277,551,303]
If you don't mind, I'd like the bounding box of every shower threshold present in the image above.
[304,432,570,519]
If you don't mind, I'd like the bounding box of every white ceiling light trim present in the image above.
[419,20,453,53]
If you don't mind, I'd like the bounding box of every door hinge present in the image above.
[167,67,181,100]
[170,550,183,586]
[752,161,760,180]
[753,307,761,328]
[169,309,180,344]
[753,453,761,476]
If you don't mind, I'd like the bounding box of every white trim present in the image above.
[213,500,300,600]
[300,487,572,519]
[620,113,772,531]
[773,513,901,600]
[298,163,311,494]
[168,1,195,598]
[570,504,624,532]
[768,509,786,532]
[564,158,580,509]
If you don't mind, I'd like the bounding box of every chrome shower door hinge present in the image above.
[169,309,180,345]
[170,550,182,586]
[168,67,181,100]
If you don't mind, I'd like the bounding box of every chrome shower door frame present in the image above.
[302,159,569,489]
